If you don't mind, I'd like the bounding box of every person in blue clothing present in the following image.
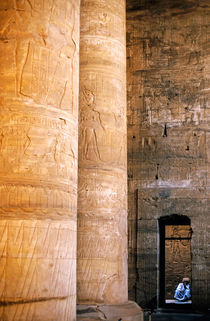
[174,277,191,301]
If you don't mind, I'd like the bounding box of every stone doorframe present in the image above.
[158,214,192,307]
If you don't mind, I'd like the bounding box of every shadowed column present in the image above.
[77,0,128,304]
[0,1,80,320]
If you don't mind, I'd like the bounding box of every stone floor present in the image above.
[151,309,210,321]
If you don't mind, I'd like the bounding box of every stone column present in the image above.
[0,1,79,320]
[78,0,128,304]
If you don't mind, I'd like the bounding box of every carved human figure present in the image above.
[80,88,105,161]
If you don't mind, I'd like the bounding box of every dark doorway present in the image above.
[159,215,192,306]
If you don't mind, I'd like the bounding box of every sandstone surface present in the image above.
[0,0,80,320]
[77,301,144,321]
[77,0,128,304]
[127,0,210,309]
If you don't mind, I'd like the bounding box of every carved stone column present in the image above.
[0,1,79,320]
[77,0,128,304]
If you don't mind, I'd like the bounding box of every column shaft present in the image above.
[0,1,80,320]
[78,0,128,304]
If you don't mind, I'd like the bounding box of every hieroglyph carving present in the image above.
[0,220,76,320]
[0,112,77,180]
[0,0,80,319]
[20,42,73,111]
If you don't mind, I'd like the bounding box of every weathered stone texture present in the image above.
[0,0,80,319]
[77,301,144,321]
[127,0,210,308]
[77,0,128,304]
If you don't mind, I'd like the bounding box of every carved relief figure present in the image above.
[80,88,105,161]
[0,126,30,172]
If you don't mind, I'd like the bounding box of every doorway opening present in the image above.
[159,215,192,307]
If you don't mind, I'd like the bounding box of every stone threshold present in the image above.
[166,299,192,304]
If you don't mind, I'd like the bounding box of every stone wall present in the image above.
[127,0,210,309]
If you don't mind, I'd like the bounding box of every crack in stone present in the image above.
[96,306,107,320]
[0,296,69,306]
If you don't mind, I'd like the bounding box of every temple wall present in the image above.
[0,0,80,320]
[127,0,210,309]
[77,0,128,304]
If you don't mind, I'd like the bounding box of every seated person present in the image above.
[174,277,191,301]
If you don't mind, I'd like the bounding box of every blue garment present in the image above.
[174,282,191,301]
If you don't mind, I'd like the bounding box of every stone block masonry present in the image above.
[127,0,210,309]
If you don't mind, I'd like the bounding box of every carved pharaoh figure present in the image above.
[80,88,105,162]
